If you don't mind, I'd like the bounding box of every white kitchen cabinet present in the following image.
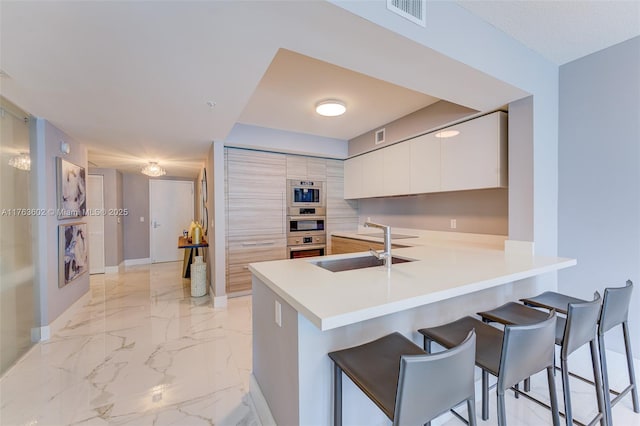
[360,149,384,198]
[410,133,441,194]
[382,142,411,196]
[440,111,507,192]
[344,156,363,199]
[343,111,507,198]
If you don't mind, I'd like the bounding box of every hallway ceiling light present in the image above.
[141,161,166,177]
[435,130,460,138]
[315,99,346,117]
[8,152,31,171]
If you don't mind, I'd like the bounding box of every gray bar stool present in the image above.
[478,294,606,426]
[515,280,639,425]
[328,331,477,426]
[598,280,639,425]
[418,313,560,426]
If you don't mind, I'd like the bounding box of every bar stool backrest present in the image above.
[599,280,633,335]
[498,312,556,391]
[394,330,476,426]
[561,292,602,358]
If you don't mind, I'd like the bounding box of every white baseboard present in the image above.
[39,290,91,341]
[249,374,277,426]
[210,289,227,308]
[104,261,125,274]
[124,257,151,266]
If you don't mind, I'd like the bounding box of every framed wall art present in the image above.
[59,222,89,287]
[57,157,86,218]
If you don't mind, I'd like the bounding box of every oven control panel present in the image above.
[287,235,326,246]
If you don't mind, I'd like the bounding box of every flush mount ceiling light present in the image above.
[315,99,346,117]
[435,130,460,138]
[8,152,31,171]
[141,161,166,177]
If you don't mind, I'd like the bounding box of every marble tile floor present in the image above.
[1,261,638,425]
[0,262,258,426]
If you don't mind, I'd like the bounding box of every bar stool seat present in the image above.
[419,313,561,426]
[478,295,606,426]
[329,332,425,420]
[479,301,549,325]
[520,292,587,315]
[329,331,477,426]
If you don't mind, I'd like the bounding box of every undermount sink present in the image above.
[310,255,415,272]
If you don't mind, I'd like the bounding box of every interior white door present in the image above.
[87,174,105,274]
[149,180,194,263]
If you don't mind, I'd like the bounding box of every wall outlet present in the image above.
[275,300,282,327]
[140,216,145,222]
[450,219,457,229]
[367,216,371,223]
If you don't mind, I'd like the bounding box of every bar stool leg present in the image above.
[590,339,606,426]
[622,321,640,412]
[598,333,613,426]
[467,396,477,426]
[333,363,342,426]
[497,388,507,426]
[547,366,561,426]
[560,357,573,426]
[482,369,490,421]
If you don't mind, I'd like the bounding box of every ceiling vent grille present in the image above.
[387,0,427,27]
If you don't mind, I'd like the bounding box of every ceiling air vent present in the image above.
[375,128,386,145]
[387,0,427,27]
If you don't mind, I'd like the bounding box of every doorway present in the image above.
[149,180,194,263]
[87,174,105,274]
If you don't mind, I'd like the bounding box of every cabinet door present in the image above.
[382,143,411,196]
[343,156,363,199]
[440,112,507,191]
[227,149,286,195]
[286,156,307,179]
[360,150,384,198]
[227,194,285,237]
[410,133,441,194]
[307,158,327,180]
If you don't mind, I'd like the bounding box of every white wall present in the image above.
[225,123,348,159]
[558,37,640,355]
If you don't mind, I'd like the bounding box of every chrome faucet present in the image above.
[364,221,392,270]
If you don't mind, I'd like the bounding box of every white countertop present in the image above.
[249,231,576,331]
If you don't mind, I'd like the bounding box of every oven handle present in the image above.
[288,216,326,221]
[288,244,326,252]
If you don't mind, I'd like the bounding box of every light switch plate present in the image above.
[275,300,282,327]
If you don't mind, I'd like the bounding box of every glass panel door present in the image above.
[0,97,37,374]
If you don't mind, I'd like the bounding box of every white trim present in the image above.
[249,374,277,426]
[228,289,252,298]
[40,290,91,341]
[209,287,228,308]
[104,261,125,273]
[124,257,152,266]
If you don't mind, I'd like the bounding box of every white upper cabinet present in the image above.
[440,111,507,192]
[409,133,441,194]
[344,156,363,199]
[360,149,384,198]
[343,111,507,198]
[383,142,411,196]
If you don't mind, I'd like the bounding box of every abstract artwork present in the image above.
[57,157,86,218]
[59,222,88,287]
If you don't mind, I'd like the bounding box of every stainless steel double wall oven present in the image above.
[286,179,326,258]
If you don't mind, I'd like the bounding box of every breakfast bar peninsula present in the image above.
[248,230,576,425]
